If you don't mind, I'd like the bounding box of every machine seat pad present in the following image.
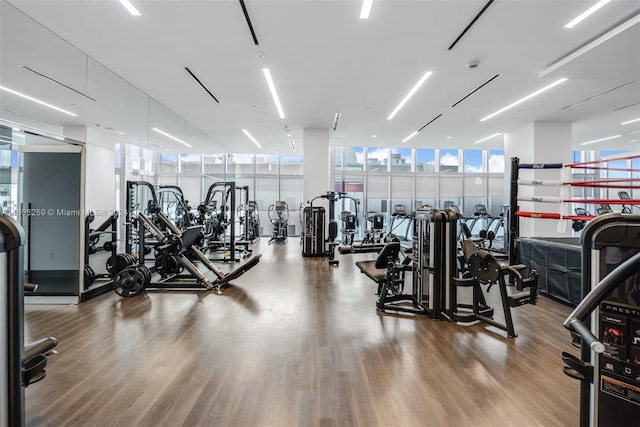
[355,260,387,283]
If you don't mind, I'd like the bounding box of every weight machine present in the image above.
[302,191,358,266]
[236,186,260,244]
[201,182,241,262]
[1,215,58,426]
[114,209,261,296]
[157,185,194,230]
[356,206,539,336]
[562,213,640,427]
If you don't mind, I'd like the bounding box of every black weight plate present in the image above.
[84,265,95,289]
[113,267,145,297]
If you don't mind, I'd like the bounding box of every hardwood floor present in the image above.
[25,241,580,426]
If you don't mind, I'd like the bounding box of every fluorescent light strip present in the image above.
[360,0,373,19]
[387,71,433,120]
[262,68,285,119]
[580,134,621,146]
[564,0,610,29]
[118,0,141,16]
[0,85,77,117]
[152,128,192,148]
[629,130,640,135]
[402,131,418,143]
[480,78,567,122]
[242,129,262,149]
[621,117,640,125]
[474,132,501,144]
[0,118,65,140]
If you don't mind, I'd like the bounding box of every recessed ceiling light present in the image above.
[474,132,501,144]
[621,117,640,125]
[152,128,192,148]
[387,71,433,120]
[118,132,124,135]
[580,134,621,145]
[262,68,285,119]
[630,130,640,135]
[371,134,377,138]
[0,85,77,116]
[402,131,418,143]
[360,0,373,19]
[480,78,567,122]
[564,0,611,29]
[446,136,452,139]
[118,0,141,16]
[631,139,637,142]
[242,129,262,149]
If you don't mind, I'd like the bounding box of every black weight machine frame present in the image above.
[81,211,118,301]
[157,185,194,230]
[117,210,261,295]
[304,191,359,266]
[202,181,240,262]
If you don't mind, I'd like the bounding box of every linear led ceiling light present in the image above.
[580,134,621,146]
[387,71,433,120]
[360,0,373,19]
[474,132,501,144]
[402,131,418,143]
[262,68,285,119]
[564,0,611,29]
[621,117,640,125]
[333,113,342,131]
[0,85,77,117]
[242,129,262,149]
[118,0,141,16]
[152,128,192,148]
[480,78,567,122]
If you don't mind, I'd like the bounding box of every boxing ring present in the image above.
[509,154,639,305]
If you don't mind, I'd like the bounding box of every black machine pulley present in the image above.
[468,250,501,284]
[113,266,149,297]
[84,265,96,289]
[103,241,114,252]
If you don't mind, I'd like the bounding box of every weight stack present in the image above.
[302,206,325,257]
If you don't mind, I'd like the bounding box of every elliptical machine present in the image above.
[362,211,385,244]
[268,201,289,244]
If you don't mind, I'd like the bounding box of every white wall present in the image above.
[85,128,117,222]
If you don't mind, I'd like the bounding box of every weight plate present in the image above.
[84,265,96,289]
[113,266,145,297]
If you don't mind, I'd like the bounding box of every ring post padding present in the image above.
[0,215,26,427]
[518,163,564,169]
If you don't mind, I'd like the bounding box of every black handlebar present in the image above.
[563,251,640,352]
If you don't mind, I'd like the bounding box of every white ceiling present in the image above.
[1,0,639,154]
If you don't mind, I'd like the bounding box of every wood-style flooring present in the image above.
[25,241,580,426]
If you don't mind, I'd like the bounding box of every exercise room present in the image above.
[1,1,639,426]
